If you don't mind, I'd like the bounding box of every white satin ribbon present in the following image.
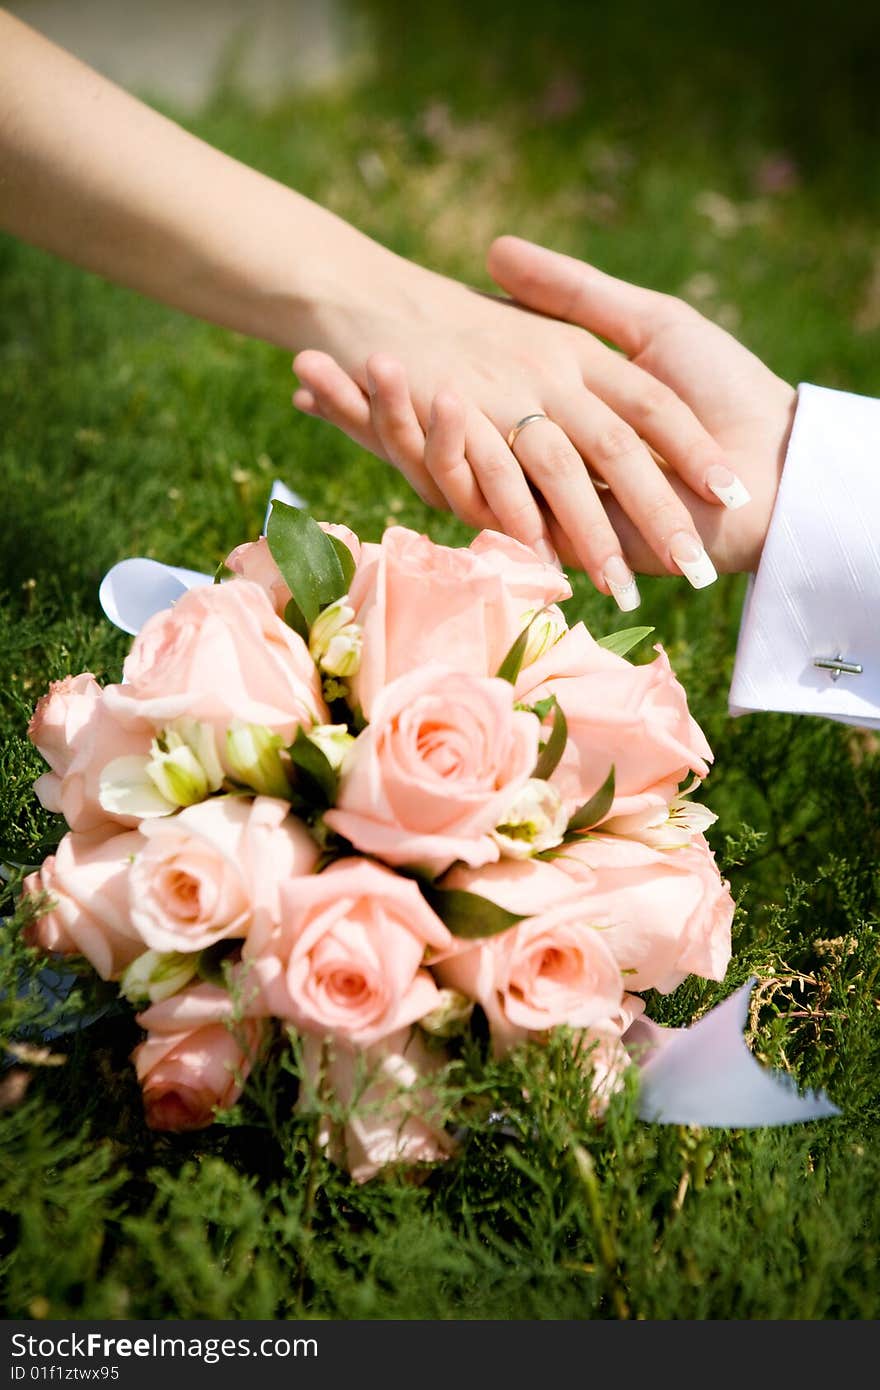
[99,558,213,637]
[99,479,305,636]
[628,978,839,1126]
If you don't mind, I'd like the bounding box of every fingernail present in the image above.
[603,555,641,611]
[535,537,561,567]
[706,464,751,510]
[669,532,717,589]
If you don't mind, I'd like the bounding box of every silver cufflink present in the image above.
[813,653,864,682]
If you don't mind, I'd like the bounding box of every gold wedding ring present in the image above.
[507,413,550,449]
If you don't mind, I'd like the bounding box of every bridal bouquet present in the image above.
[21,504,736,1181]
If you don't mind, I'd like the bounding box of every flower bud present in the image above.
[147,731,215,808]
[309,596,362,678]
[225,723,290,798]
[492,778,568,859]
[120,949,198,1005]
[308,723,356,772]
[171,718,225,790]
[419,988,474,1038]
[519,605,568,668]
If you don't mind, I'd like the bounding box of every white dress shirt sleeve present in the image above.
[729,382,880,728]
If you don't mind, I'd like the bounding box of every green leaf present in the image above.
[597,626,655,658]
[533,845,570,862]
[327,534,356,591]
[289,726,339,808]
[532,699,568,781]
[496,624,533,685]
[566,766,616,834]
[423,886,526,940]
[266,501,347,627]
[283,595,309,642]
[528,696,557,721]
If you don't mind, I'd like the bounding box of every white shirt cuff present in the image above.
[729,382,880,728]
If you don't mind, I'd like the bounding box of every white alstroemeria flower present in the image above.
[519,604,568,667]
[419,988,475,1038]
[491,778,568,859]
[99,755,178,818]
[119,949,198,1005]
[99,719,223,818]
[604,778,718,849]
[307,723,356,773]
[309,595,362,678]
[225,722,290,798]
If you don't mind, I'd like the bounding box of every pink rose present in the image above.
[552,833,733,993]
[581,1029,634,1112]
[103,579,327,756]
[436,858,625,1055]
[225,525,362,619]
[516,624,712,822]
[249,858,451,1047]
[570,995,647,1112]
[299,1028,455,1183]
[468,529,572,607]
[28,673,102,777]
[349,525,570,717]
[133,981,264,1131]
[224,538,292,618]
[325,665,540,875]
[29,678,152,832]
[22,827,146,979]
[319,521,362,566]
[130,795,318,955]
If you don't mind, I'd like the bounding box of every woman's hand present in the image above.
[292,253,755,605]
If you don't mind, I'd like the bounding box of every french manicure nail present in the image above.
[603,555,641,611]
[706,464,751,510]
[669,532,717,589]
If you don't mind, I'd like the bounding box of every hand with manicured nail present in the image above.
[293,249,780,600]
[486,237,798,578]
[291,246,762,606]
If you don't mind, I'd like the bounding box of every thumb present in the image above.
[487,235,668,357]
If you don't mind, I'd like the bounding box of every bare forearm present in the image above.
[0,10,403,351]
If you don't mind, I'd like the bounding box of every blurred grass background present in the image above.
[1,0,879,1319]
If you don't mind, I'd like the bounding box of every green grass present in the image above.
[1,0,879,1321]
